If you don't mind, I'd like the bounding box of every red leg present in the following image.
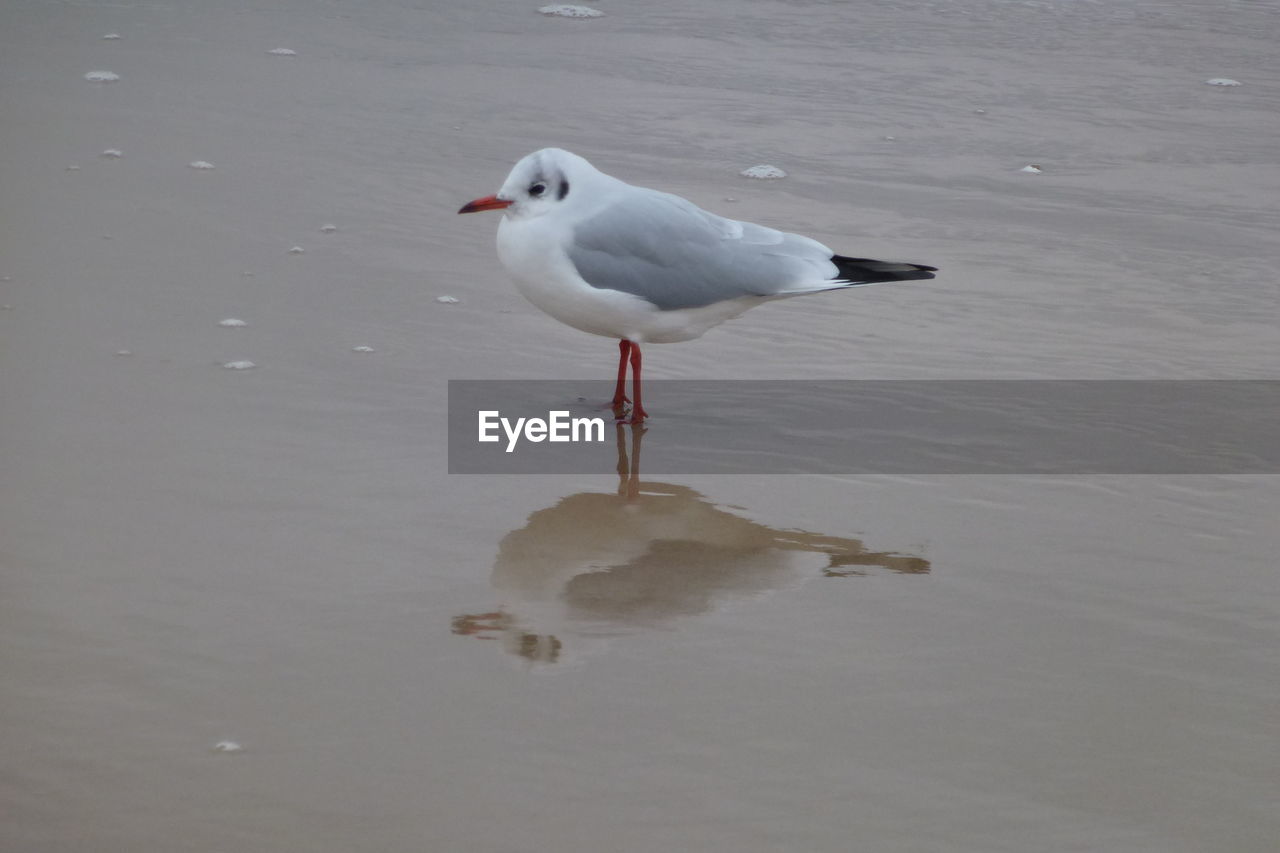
[628,342,649,423]
[612,339,631,406]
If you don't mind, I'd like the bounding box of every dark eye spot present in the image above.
[557,179,570,201]
[529,182,547,197]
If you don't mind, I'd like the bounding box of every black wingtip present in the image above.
[831,255,937,283]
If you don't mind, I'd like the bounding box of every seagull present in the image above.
[458,148,936,423]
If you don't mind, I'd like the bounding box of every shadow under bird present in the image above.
[451,424,929,665]
[459,148,936,423]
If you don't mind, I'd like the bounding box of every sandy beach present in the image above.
[2,1,1278,851]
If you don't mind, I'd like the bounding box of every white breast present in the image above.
[496,214,763,344]
[495,214,653,339]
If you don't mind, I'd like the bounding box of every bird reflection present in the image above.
[452,424,929,664]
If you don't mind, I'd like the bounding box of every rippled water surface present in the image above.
[2,1,1277,851]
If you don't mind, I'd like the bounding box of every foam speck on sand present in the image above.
[288,246,305,254]
[221,360,256,370]
[219,318,247,328]
[351,345,375,353]
[319,224,338,233]
[212,740,243,753]
[1020,164,1043,174]
[84,70,120,82]
[538,5,604,18]
[740,165,787,180]
[267,47,297,56]
[65,165,81,171]
[102,33,121,40]
[436,295,460,304]
[101,149,123,158]
[189,160,215,170]
[1204,77,1242,87]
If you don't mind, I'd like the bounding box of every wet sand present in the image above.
[2,1,1278,851]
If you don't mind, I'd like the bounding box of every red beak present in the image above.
[457,194,512,214]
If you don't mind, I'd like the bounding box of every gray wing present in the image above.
[566,189,838,311]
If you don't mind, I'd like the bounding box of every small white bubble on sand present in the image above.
[973,108,987,114]
[101,149,124,158]
[212,740,243,753]
[722,197,738,203]
[219,318,247,328]
[1020,164,1043,174]
[436,295,460,304]
[319,224,338,233]
[189,160,215,170]
[267,48,297,56]
[352,345,375,353]
[882,135,897,141]
[222,360,256,370]
[1204,77,1242,87]
[115,349,133,356]
[740,165,787,180]
[538,5,604,18]
[288,246,305,254]
[84,70,120,82]
[102,33,121,40]
[66,165,81,171]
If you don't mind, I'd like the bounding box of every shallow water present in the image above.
[2,1,1278,851]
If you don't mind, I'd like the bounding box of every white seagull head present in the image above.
[459,148,601,220]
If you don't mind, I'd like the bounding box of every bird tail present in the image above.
[830,254,937,285]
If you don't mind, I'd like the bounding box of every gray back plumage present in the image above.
[567,189,837,311]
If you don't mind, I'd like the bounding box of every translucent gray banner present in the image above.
[447,380,1279,474]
